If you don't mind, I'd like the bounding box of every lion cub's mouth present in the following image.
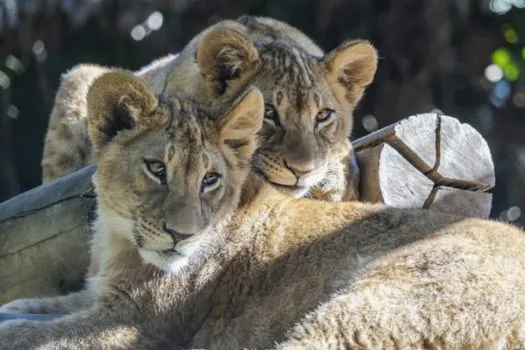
[253,168,310,196]
[267,180,307,191]
[161,248,183,255]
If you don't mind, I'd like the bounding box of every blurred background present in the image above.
[0,0,524,224]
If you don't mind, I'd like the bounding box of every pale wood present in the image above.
[354,113,494,218]
[0,114,495,303]
[437,116,495,186]
[378,143,435,208]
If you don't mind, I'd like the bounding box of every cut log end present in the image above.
[355,113,494,218]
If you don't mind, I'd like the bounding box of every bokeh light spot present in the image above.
[32,40,44,55]
[32,40,47,61]
[5,55,24,75]
[513,0,525,8]
[147,11,163,31]
[504,27,519,44]
[0,70,11,89]
[504,63,520,81]
[362,114,378,132]
[508,206,522,221]
[490,0,512,14]
[485,64,504,82]
[492,48,511,67]
[7,105,19,119]
[131,25,146,41]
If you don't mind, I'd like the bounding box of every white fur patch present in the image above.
[175,236,202,257]
[297,164,328,188]
[139,236,202,274]
[91,178,134,240]
[290,187,310,198]
[140,250,190,275]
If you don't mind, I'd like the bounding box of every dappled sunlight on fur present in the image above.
[3,20,525,348]
[3,70,525,349]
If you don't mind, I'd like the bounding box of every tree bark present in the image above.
[0,114,495,304]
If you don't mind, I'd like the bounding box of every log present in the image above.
[0,114,495,304]
[0,167,96,303]
[354,113,494,217]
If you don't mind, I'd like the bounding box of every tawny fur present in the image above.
[3,73,525,350]
[41,15,377,202]
[41,55,177,182]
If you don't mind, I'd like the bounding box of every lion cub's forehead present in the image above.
[258,43,322,88]
[159,97,216,142]
[255,44,335,113]
[155,97,219,164]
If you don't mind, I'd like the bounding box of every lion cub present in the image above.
[3,73,525,350]
[42,15,377,202]
[0,71,265,348]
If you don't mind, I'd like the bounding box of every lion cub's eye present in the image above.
[144,159,166,184]
[201,172,222,193]
[315,109,335,126]
[264,104,280,127]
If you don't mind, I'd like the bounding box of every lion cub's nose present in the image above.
[284,158,315,178]
[162,222,194,242]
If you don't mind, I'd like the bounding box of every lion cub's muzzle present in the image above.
[255,152,328,196]
[277,158,327,188]
[162,222,195,243]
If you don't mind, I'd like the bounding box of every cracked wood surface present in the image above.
[355,113,494,217]
[0,114,495,303]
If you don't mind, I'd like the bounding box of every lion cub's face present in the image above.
[86,71,263,273]
[196,29,377,197]
[252,53,349,197]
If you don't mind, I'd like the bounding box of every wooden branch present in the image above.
[0,114,495,304]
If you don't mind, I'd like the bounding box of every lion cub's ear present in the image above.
[87,70,158,154]
[217,86,264,161]
[324,40,378,107]
[197,28,260,98]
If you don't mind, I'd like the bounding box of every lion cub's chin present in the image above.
[274,185,310,199]
[139,236,202,275]
[271,166,328,198]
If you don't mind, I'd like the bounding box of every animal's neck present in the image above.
[225,172,290,245]
[198,173,279,257]
[93,213,144,274]
[91,173,295,346]
[161,174,285,337]
[238,172,285,207]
